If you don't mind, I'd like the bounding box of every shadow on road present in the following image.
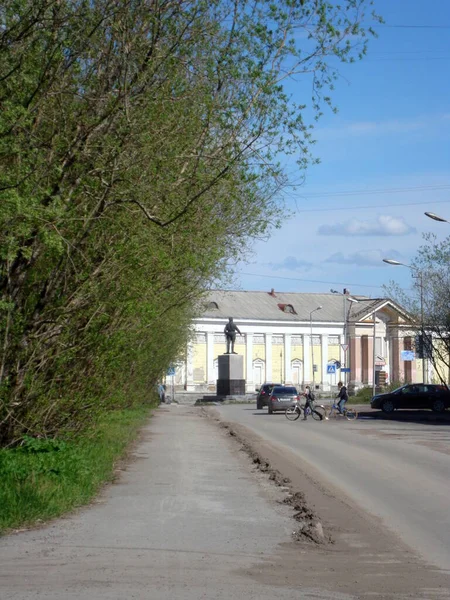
[357,408,450,425]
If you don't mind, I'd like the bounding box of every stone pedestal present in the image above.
[217,354,246,396]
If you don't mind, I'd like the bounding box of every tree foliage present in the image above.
[385,233,450,384]
[0,0,380,444]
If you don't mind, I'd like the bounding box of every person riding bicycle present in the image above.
[336,381,348,414]
[302,385,323,421]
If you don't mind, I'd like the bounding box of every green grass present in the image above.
[0,405,152,534]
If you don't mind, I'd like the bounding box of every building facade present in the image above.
[172,289,430,393]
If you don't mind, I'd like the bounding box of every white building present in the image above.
[172,289,426,393]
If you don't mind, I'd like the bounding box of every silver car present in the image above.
[268,385,300,414]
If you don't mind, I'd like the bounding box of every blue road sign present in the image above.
[340,367,351,373]
[327,364,336,374]
[167,366,176,376]
[401,350,415,361]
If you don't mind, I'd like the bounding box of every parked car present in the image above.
[256,383,282,409]
[371,384,450,413]
[268,385,300,414]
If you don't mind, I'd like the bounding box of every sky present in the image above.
[232,0,450,299]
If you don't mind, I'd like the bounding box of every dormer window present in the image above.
[277,303,296,315]
[207,301,219,310]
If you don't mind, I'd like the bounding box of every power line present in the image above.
[366,56,450,62]
[377,24,450,29]
[291,184,450,199]
[293,198,450,214]
[240,271,384,290]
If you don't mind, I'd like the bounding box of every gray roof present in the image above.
[196,290,387,323]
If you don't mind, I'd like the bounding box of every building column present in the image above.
[246,333,254,392]
[186,342,195,391]
[321,335,329,390]
[361,335,369,384]
[303,334,310,385]
[206,332,215,386]
[284,334,292,384]
[349,335,362,387]
[265,333,272,382]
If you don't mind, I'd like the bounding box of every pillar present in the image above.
[206,332,215,386]
[186,342,195,391]
[303,334,310,384]
[321,335,329,390]
[246,333,254,392]
[265,333,272,381]
[284,334,292,384]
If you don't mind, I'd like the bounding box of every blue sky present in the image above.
[233,0,450,299]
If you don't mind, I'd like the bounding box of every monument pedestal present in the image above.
[216,354,246,396]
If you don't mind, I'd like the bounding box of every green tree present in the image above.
[0,0,381,444]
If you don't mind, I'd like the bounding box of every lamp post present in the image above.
[383,258,426,383]
[310,305,322,390]
[331,290,358,386]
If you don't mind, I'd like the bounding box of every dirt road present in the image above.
[0,405,449,599]
[215,404,450,573]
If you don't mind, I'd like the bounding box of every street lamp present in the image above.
[425,212,449,223]
[331,290,358,385]
[383,258,426,383]
[310,305,322,390]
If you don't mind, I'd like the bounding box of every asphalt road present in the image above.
[216,404,450,572]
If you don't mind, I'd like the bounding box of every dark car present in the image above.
[371,384,450,414]
[267,385,300,414]
[256,383,282,409]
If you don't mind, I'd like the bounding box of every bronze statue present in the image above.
[224,317,241,354]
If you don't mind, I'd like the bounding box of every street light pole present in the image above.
[383,258,426,383]
[310,306,322,390]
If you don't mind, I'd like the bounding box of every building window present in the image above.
[329,336,340,345]
[272,335,284,345]
[195,333,206,344]
[277,303,297,314]
[253,334,265,344]
[292,335,303,346]
[214,333,225,343]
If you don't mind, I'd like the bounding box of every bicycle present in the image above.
[285,399,326,421]
[325,400,357,420]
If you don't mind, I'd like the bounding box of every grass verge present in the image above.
[0,405,152,534]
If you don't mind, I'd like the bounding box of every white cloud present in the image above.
[268,256,312,271]
[318,215,416,237]
[325,249,402,267]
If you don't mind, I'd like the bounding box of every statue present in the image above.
[224,317,241,354]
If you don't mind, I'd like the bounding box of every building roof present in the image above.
[196,290,389,323]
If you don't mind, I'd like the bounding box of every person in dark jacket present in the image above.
[302,385,323,421]
[336,381,348,414]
